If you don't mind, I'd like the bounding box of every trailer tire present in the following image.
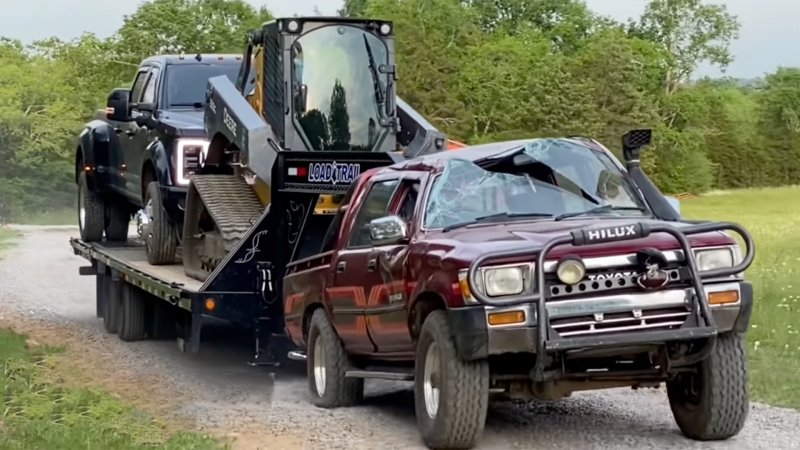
[414,310,489,450]
[103,278,122,334]
[667,332,749,441]
[306,308,363,408]
[78,171,105,242]
[143,181,177,265]
[147,298,175,340]
[105,200,130,241]
[95,272,107,319]
[119,285,147,342]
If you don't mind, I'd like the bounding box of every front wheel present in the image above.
[143,181,178,265]
[667,332,749,440]
[78,171,105,242]
[306,308,363,408]
[414,310,489,450]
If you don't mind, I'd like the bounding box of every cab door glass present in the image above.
[140,67,160,105]
[347,179,399,248]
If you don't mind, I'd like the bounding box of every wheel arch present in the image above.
[302,302,327,344]
[408,291,447,342]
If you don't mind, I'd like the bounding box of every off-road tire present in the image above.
[103,278,122,334]
[143,181,177,265]
[78,171,105,242]
[414,310,489,450]
[118,285,147,342]
[667,332,749,440]
[306,308,364,407]
[105,200,130,241]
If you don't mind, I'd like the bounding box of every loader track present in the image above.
[184,175,264,281]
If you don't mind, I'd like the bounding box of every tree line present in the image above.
[0,0,798,219]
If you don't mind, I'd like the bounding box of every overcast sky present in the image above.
[0,0,797,79]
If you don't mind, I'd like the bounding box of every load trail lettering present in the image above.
[307,161,361,185]
[586,225,638,242]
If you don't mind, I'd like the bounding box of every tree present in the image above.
[328,80,351,149]
[629,0,740,95]
[339,0,369,17]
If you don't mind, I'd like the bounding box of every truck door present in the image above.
[126,65,161,203]
[328,177,400,354]
[115,67,150,197]
[364,177,421,353]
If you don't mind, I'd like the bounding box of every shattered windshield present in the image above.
[291,25,389,151]
[423,139,647,229]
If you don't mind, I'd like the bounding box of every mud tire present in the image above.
[667,332,749,440]
[306,308,364,408]
[143,181,177,265]
[414,310,489,449]
[78,171,105,242]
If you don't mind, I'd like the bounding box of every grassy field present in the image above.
[681,185,800,410]
[14,208,75,226]
[0,230,223,449]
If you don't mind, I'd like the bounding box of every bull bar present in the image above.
[465,221,756,380]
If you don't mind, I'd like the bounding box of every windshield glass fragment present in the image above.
[423,139,646,229]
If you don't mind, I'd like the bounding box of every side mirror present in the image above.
[106,88,132,122]
[622,129,652,163]
[664,195,681,215]
[368,215,409,245]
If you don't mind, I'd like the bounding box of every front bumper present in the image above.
[448,280,753,362]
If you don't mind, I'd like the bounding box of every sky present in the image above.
[0,0,798,79]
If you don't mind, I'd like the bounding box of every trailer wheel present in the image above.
[95,272,107,319]
[147,297,176,340]
[306,308,363,407]
[103,278,122,334]
[105,200,130,241]
[414,310,489,450]
[118,285,147,342]
[143,181,177,265]
[78,171,105,242]
[667,332,749,440]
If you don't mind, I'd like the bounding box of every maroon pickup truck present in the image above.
[282,130,755,450]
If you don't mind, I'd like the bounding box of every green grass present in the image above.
[0,228,18,254]
[681,185,800,410]
[0,328,223,449]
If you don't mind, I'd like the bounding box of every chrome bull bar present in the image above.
[465,221,756,379]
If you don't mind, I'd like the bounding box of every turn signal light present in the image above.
[487,310,525,326]
[204,298,217,311]
[708,290,739,305]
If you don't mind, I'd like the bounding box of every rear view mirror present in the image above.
[369,215,408,245]
[106,88,132,122]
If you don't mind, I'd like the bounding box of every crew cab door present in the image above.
[126,65,161,203]
[113,66,150,197]
[361,176,423,354]
[328,177,400,354]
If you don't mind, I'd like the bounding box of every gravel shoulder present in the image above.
[1,225,799,449]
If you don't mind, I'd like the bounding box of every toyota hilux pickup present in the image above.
[281,130,756,450]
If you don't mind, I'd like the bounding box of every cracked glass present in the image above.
[423,139,645,229]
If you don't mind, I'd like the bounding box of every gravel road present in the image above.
[2,225,800,449]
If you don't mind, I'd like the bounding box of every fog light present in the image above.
[556,258,585,285]
[488,310,525,326]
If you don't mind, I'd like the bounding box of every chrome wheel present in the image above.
[423,341,440,418]
[313,335,327,396]
[143,198,154,242]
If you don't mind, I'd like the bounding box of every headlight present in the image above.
[695,248,734,271]
[175,138,210,185]
[484,267,524,297]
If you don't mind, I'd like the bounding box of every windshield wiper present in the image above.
[554,204,645,221]
[442,212,553,232]
[362,34,387,122]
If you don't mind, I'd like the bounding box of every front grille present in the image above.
[547,268,683,299]
[551,307,690,337]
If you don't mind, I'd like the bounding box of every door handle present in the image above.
[125,129,136,137]
[114,127,122,134]
[367,258,377,272]
[337,261,346,273]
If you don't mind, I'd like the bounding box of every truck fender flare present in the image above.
[407,289,447,340]
[77,122,113,192]
[145,138,174,187]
